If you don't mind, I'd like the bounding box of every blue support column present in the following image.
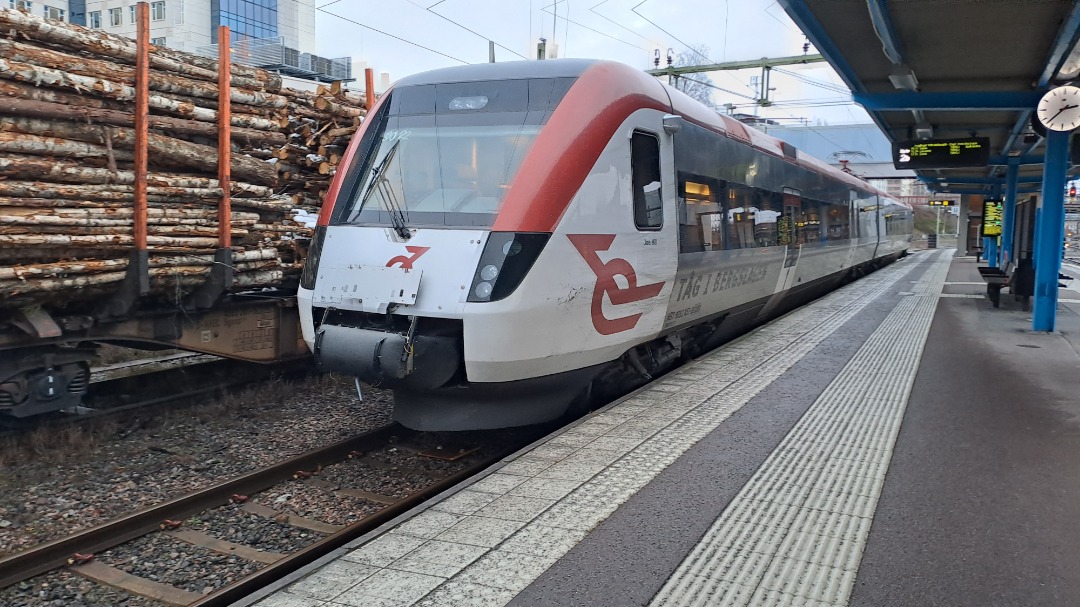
[1000,161,1020,268]
[985,236,998,266]
[1033,129,1069,332]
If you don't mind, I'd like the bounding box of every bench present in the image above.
[977,264,1013,308]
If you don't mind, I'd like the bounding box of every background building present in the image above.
[52,0,346,82]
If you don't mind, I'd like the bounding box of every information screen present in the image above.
[893,137,991,169]
[982,199,1003,237]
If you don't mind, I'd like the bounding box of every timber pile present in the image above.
[0,7,366,309]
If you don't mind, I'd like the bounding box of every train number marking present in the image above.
[568,234,666,336]
[386,246,430,270]
[382,129,412,142]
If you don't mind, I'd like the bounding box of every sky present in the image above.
[312,0,873,126]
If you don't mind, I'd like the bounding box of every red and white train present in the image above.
[299,59,912,430]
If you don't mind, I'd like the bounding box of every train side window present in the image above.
[631,131,663,230]
[725,183,755,248]
[677,173,723,253]
[753,189,783,247]
[827,201,851,240]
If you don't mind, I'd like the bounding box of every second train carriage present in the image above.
[298,59,913,431]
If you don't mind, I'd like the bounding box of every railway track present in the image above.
[0,423,542,606]
[1,354,311,434]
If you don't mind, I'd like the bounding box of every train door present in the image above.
[757,187,802,318]
[871,194,883,259]
[845,189,859,268]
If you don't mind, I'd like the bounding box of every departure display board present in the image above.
[982,199,1003,237]
[892,137,991,169]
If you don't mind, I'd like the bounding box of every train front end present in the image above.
[299,62,597,430]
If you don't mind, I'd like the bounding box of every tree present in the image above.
[672,44,715,107]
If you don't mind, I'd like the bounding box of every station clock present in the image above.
[1037,85,1080,132]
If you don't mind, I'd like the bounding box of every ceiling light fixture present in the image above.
[888,64,919,91]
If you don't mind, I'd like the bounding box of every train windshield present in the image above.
[341,78,574,228]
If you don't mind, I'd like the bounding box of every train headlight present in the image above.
[474,282,494,299]
[480,264,499,281]
[467,232,550,302]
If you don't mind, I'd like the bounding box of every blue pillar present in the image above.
[985,236,998,267]
[1000,161,1020,268]
[1033,129,1069,332]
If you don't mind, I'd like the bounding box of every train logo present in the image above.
[568,234,666,335]
[386,246,430,270]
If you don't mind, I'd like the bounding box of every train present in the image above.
[298,59,913,431]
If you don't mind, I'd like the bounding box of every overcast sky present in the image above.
[313,0,872,125]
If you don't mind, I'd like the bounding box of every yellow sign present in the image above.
[982,200,1003,237]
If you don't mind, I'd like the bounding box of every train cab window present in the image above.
[631,131,663,230]
[677,174,723,253]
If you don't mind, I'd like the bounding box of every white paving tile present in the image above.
[454,550,559,590]
[435,515,527,547]
[496,457,554,477]
[468,473,529,495]
[472,494,555,522]
[287,560,379,601]
[342,534,428,567]
[416,580,516,607]
[387,540,488,578]
[507,477,584,501]
[393,510,465,540]
[498,524,590,558]
[334,570,444,606]
[430,490,499,516]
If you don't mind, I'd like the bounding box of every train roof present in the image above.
[393,59,600,87]
[393,59,901,205]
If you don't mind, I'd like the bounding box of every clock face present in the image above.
[1037,86,1080,131]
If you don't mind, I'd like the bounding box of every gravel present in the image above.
[0,375,393,556]
[254,481,384,526]
[186,503,323,554]
[317,458,437,499]
[0,570,165,607]
[98,533,262,594]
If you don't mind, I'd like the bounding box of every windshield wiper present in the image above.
[350,141,411,239]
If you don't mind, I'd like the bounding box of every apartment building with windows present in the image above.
[46,0,345,82]
[10,0,73,23]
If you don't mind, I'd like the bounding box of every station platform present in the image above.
[243,249,1080,607]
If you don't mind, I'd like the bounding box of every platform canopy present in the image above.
[779,0,1080,196]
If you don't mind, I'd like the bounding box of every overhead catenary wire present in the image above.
[404,0,528,60]
[772,67,851,95]
[631,0,711,64]
[317,7,469,64]
[540,0,650,51]
[588,0,655,44]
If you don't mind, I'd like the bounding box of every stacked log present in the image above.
[0,7,367,310]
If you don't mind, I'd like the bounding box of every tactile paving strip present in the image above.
[649,251,952,607]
